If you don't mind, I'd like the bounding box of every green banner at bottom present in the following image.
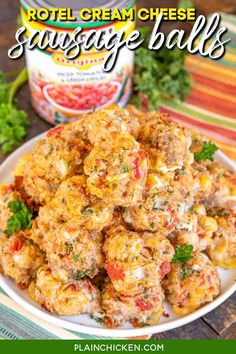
[0,340,235,354]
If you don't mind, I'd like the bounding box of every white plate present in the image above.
[0,134,236,338]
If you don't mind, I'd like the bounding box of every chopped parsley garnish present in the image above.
[72,267,95,280]
[217,210,229,216]
[81,209,94,215]
[90,315,104,324]
[172,245,193,264]
[72,271,88,280]
[119,206,126,214]
[4,199,32,235]
[194,141,218,162]
[72,253,83,263]
[64,242,73,254]
[180,269,193,280]
[167,189,174,195]
[123,166,129,173]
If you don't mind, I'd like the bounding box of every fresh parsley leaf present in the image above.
[123,166,129,173]
[4,199,32,235]
[172,245,193,264]
[194,141,218,162]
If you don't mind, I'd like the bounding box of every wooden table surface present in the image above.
[0,0,235,340]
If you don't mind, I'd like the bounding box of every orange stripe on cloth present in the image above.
[160,106,236,143]
[186,87,236,119]
[190,72,236,96]
[160,106,236,160]
[185,56,236,84]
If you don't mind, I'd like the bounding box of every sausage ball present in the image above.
[45,221,104,282]
[38,175,114,235]
[14,124,90,205]
[138,113,193,172]
[23,219,47,252]
[29,266,101,316]
[73,104,140,145]
[192,161,236,210]
[207,211,236,268]
[169,205,218,252]
[0,232,45,289]
[123,172,193,233]
[102,280,164,328]
[163,253,220,315]
[84,134,149,207]
[104,225,174,296]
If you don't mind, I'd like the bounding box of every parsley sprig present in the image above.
[4,199,32,235]
[131,27,192,111]
[194,141,218,162]
[172,245,193,264]
[0,68,29,154]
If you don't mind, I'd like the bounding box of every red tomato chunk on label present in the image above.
[47,83,119,111]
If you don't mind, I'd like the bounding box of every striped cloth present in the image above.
[0,288,113,340]
[160,13,236,161]
[0,13,236,340]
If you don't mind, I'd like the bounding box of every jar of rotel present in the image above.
[20,0,136,124]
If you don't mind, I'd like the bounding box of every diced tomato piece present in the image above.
[65,284,77,292]
[47,83,118,111]
[6,185,15,193]
[167,216,179,230]
[161,114,172,123]
[230,177,236,185]
[106,262,125,281]
[86,279,95,293]
[139,150,149,159]
[135,297,153,311]
[45,268,51,275]
[159,260,171,278]
[134,158,142,179]
[10,239,23,253]
[163,311,170,318]
[14,176,24,189]
[47,126,64,138]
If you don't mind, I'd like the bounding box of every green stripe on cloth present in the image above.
[160,98,236,129]
[0,303,59,339]
[0,288,115,340]
[69,331,113,340]
[0,287,7,296]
